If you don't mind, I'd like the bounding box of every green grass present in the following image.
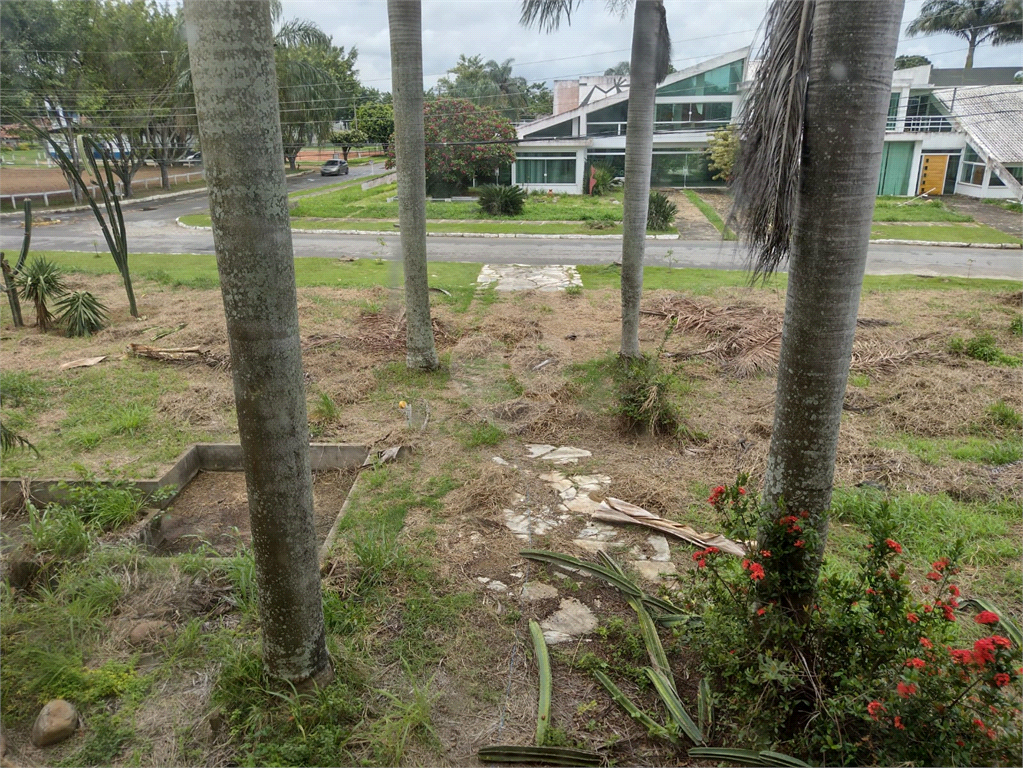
[460,421,506,448]
[983,198,1023,214]
[948,331,1022,366]
[682,189,736,240]
[28,251,482,311]
[870,223,1022,244]
[1,361,227,478]
[290,183,629,222]
[873,198,973,222]
[879,434,1022,466]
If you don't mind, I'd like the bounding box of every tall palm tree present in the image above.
[906,0,1015,68]
[730,0,904,613]
[388,0,439,370]
[485,58,529,120]
[521,0,671,358]
[182,0,332,686]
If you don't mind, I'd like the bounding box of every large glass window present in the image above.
[528,119,574,139]
[657,60,744,97]
[887,93,900,130]
[905,93,951,132]
[959,146,985,185]
[516,153,576,184]
[653,102,731,130]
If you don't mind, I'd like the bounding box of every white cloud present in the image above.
[281,0,1022,93]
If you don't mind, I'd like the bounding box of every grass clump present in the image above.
[462,421,505,448]
[948,332,1021,366]
[986,399,1022,431]
[1009,315,1022,337]
[873,198,973,222]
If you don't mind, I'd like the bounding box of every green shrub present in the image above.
[1009,315,1022,337]
[683,479,1022,767]
[647,191,678,231]
[476,184,526,216]
[987,400,1022,431]
[17,256,67,332]
[55,290,108,337]
[948,332,1021,366]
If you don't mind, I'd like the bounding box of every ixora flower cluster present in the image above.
[683,477,1022,767]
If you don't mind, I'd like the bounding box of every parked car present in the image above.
[321,158,349,176]
[179,151,202,166]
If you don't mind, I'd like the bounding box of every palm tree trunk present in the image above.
[388,0,439,370]
[965,29,978,68]
[762,0,904,605]
[619,0,660,358]
[182,0,332,687]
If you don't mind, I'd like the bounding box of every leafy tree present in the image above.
[355,102,394,152]
[329,127,367,161]
[895,54,932,69]
[0,0,104,203]
[522,81,554,119]
[604,60,630,75]
[387,0,438,371]
[705,124,739,183]
[385,99,515,192]
[183,0,332,686]
[907,0,1018,68]
[522,0,672,359]
[434,54,532,120]
[730,0,904,613]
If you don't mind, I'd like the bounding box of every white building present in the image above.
[513,53,1023,200]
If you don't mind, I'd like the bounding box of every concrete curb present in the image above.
[175,218,680,240]
[176,217,1023,247]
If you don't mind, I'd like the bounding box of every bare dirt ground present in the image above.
[661,190,720,241]
[2,272,1021,766]
[0,166,192,197]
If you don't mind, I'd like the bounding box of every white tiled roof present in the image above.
[933,86,1023,165]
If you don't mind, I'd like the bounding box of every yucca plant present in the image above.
[17,257,67,333]
[476,184,526,216]
[647,191,678,231]
[55,290,109,337]
[589,162,615,196]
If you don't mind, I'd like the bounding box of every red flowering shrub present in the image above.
[682,478,1022,766]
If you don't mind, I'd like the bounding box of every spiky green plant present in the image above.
[647,191,678,231]
[476,184,526,216]
[55,290,109,337]
[17,257,67,332]
[1,421,37,455]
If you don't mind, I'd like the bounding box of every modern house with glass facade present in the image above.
[877,65,1022,200]
[512,49,749,194]
[513,52,1021,200]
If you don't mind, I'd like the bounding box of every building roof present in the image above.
[933,86,1023,165]
[517,47,749,140]
[930,67,1022,87]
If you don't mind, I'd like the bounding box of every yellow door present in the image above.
[918,154,948,196]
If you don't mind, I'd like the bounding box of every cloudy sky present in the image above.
[281,0,1022,93]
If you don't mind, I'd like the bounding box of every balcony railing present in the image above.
[587,120,729,137]
[887,115,953,132]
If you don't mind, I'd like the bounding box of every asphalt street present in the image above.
[2,168,1020,281]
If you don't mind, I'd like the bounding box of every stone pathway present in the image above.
[477,263,583,292]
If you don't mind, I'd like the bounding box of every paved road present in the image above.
[2,169,1020,280]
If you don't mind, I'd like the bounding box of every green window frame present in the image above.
[657,60,744,97]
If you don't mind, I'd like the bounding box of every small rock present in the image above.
[648,535,671,562]
[31,699,78,747]
[526,444,557,458]
[491,456,511,466]
[520,582,559,601]
[476,576,491,584]
[508,570,524,579]
[540,598,598,644]
[128,619,173,646]
[631,560,678,583]
[486,580,509,593]
[542,446,592,463]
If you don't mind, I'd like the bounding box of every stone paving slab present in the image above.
[477,263,583,292]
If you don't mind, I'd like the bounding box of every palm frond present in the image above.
[520,0,585,32]
[275,18,332,49]
[728,0,815,279]
[1,421,38,455]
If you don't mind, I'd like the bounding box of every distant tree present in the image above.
[356,102,394,152]
[705,124,738,183]
[604,60,630,75]
[522,82,554,119]
[385,99,515,192]
[894,54,932,69]
[329,127,366,161]
[906,0,1017,68]
[434,54,530,120]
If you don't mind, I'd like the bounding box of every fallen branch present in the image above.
[128,343,228,369]
[592,497,747,556]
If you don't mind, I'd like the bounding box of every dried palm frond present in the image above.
[728,0,815,278]
[850,338,941,374]
[653,1,673,83]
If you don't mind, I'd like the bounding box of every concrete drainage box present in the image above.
[0,443,385,562]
